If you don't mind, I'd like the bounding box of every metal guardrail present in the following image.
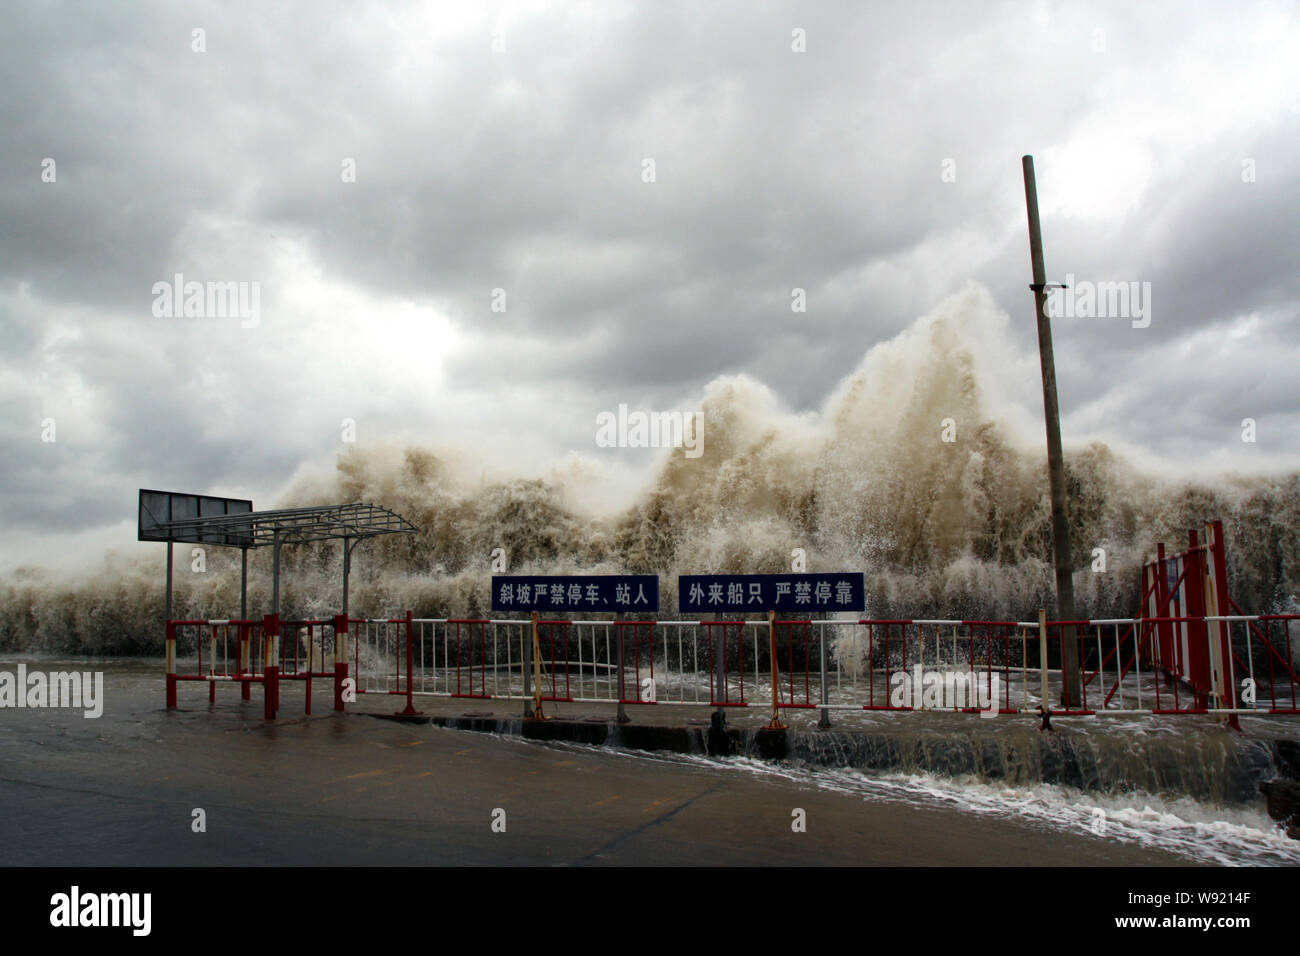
[166,613,1299,722]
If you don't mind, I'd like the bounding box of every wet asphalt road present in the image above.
[0,661,1191,866]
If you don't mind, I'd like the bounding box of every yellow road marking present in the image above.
[334,769,386,782]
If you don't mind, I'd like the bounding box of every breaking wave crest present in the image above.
[3,284,1297,654]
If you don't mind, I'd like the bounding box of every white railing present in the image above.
[170,612,1299,720]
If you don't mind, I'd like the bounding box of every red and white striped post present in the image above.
[1204,520,1239,730]
[208,625,218,704]
[165,620,177,709]
[397,610,421,716]
[333,613,349,712]
[239,621,252,700]
[263,613,280,720]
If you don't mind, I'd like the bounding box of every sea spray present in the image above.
[2,285,1297,655]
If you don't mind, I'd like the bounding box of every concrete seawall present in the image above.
[361,697,1300,809]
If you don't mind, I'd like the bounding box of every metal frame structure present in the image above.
[148,499,418,618]
[150,493,419,719]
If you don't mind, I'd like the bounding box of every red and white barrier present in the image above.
[167,610,1298,723]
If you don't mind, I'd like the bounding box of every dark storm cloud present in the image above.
[0,0,1297,569]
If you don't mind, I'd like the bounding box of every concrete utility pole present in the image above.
[1022,155,1082,708]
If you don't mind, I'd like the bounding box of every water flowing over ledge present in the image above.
[374,707,1297,807]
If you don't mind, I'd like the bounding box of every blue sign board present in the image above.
[678,573,865,614]
[492,575,659,613]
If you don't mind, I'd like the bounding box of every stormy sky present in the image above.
[1,0,1297,573]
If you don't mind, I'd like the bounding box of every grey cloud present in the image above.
[0,0,1297,570]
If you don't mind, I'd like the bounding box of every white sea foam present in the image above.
[534,735,1299,865]
[691,754,1300,866]
[5,283,1297,651]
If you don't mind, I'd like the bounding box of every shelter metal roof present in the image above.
[152,502,418,547]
